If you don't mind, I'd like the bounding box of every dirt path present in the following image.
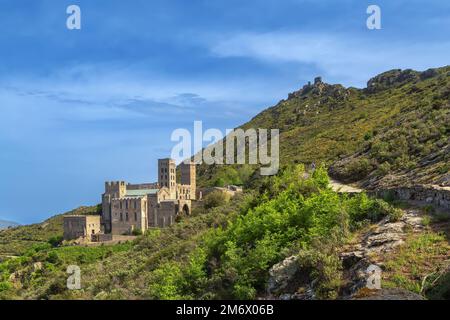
[330,179,363,194]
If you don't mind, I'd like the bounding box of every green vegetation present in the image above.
[203,191,231,209]
[1,67,449,300]
[197,66,450,188]
[0,166,402,299]
[383,231,450,299]
[0,206,100,257]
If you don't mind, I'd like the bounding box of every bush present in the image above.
[338,158,373,182]
[347,194,401,226]
[48,235,64,248]
[377,162,391,175]
[46,251,60,264]
[388,208,404,222]
[203,191,231,209]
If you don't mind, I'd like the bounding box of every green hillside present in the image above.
[0,206,100,258]
[0,67,449,300]
[197,66,450,189]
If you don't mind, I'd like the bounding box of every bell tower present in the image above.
[158,158,176,198]
[180,161,196,200]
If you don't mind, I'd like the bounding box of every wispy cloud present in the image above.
[209,32,450,86]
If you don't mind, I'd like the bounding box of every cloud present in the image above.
[209,31,450,87]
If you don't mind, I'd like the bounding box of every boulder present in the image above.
[267,256,300,295]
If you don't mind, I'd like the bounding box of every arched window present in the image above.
[120,212,123,221]
[134,212,137,221]
[126,213,129,221]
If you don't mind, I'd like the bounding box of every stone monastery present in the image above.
[63,158,196,241]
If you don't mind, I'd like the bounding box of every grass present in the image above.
[382,231,450,297]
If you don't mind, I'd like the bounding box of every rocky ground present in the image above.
[340,208,424,297]
[266,206,428,300]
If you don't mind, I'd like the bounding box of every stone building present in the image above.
[63,215,101,241]
[101,158,196,235]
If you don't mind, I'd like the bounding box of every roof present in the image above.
[125,189,159,197]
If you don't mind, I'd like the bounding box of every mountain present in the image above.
[0,220,19,230]
[0,67,449,300]
[197,66,450,189]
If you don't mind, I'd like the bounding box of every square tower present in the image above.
[102,181,127,233]
[180,161,196,200]
[158,158,177,197]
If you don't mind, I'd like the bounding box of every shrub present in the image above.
[340,158,373,182]
[312,165,330,189]
[347,194,401,226]
[388,208,404,222]
[48,235,64,248]
[147,262,186,300]
[297,235,343,299]
[377,162,391,175]
[203,191,231,209]
[421,216,431,227]
[46,251,60,264]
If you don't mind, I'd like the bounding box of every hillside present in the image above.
[0,168,448,300]
[197,66,450,189]
[0,67,449,300]
[0,206,100,258]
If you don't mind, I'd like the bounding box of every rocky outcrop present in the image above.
[267,256,300,295]
[365,67,443,94]
[340,209,423,297]
[266,256,315,300]
[366,69,420,93]
[287,76,349,102]
[266,209,424,300]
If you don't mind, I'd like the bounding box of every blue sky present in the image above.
[0,0,449,224]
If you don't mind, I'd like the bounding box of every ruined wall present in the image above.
[372,185,450,210]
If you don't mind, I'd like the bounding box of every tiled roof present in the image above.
[125,189,159,197]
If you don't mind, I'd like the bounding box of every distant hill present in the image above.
[0,205,100,256]
[197,66,450,190]
[0,220,19,230]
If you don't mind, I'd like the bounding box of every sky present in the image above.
[0,0,449,224]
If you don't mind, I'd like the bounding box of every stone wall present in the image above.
[111,197,148,235]
[371,185,450,211]
[63,215,101,241]
[200,185,243,198]
[157,200,178,227]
